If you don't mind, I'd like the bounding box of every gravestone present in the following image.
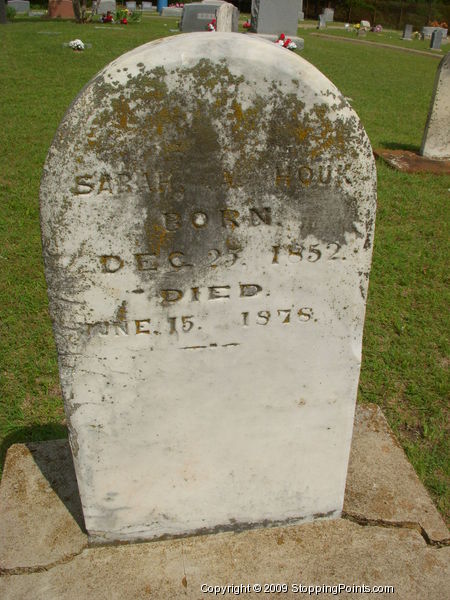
[318,14,326,29]
[420,53,450,159]
[298,0,304,21]
[215,1,238,32]
[161,6,183,17]
[251,0,300,37]
[126,1,136,10]
[430,29,443,50]
[48,0,74,18]
[357,27,367,37]
[7,0,30,13]
[180,3,217,32]
[142,2,156,11]
[40,32,377,543]
[98,0,116,14]
[422,26,448,39]
[323,7,334,22]
[402,23,413,40]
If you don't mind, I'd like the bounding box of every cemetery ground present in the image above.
[0,17,448,527]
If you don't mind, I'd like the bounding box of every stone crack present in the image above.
[342,511,450,548]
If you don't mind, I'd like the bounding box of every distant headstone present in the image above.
[98,0,116,14]
[251,0,300,37]
[126,1,136,10]
[360,20,370,29]
[402,24,413,40]
[40,32,377,543]
[216,2,239,32]
[323,7,334,22]
[7,0,30,13]
[430,29,443,50]
[161,6,183,17]
[318,14,326,29]
[48,0,74,18]
[180,3,217,32]
[142,1,156,11]
[298,0,304,21]
[422,26,448,40]
[357,27,367,37]
[420,53,450,159]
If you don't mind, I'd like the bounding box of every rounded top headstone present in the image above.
[40,33,377,542]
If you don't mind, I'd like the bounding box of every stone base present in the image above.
[375,149,450,174]
[0,405,448,598]
[245,33,304,50]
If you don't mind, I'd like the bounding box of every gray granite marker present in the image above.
[180,2,217,32]
[430,29,443,50]
[98,0,116,14]
[402,24,413,40]
[421,52,450,159]
[7,0,30,12]
[251,0,300,37]
[318,14,326,29]
[161,6,183,17]
[41,32,377,543]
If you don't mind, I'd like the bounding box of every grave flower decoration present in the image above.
[207,18,216,31]
[373,24,382,33]
[69,39,85,51]
[243,20,251,29]
[275,34,297,51]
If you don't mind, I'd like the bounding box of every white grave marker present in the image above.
[41,33,377,543]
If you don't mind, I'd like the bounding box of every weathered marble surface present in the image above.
[421,53,450,159]
[215,2,238,32]
[40,32,377,542]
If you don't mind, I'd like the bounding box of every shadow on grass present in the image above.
[380,141,421,152]
[0,425,86,533]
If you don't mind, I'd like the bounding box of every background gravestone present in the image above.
[97,0,116,14]
[180,3,217,32]
[142,2,156,11]
[48,0,74,18]
[161,6,183,17]
[420,52,450,159]
[402,23,413,40]
[7,0,29,13]
[318,14,326,29]
[40,32,377,543]
[323,7,334,22]
[251,0,300,37]
[430,29,443,50]
[215,2,239,32]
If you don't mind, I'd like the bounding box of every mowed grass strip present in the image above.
[0,20,448,520]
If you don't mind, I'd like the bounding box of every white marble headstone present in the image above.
[41,33,377,543]
[421,52,450,159]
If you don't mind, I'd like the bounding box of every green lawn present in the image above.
[303,25,449,56]
[0,18,448,522]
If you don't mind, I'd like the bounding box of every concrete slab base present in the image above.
[0,405,448,598]
[375,149,450,174]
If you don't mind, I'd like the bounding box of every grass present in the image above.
[303,25,449,56]
[0,18,449,521]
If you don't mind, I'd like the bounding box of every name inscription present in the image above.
[70,163,346,197]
